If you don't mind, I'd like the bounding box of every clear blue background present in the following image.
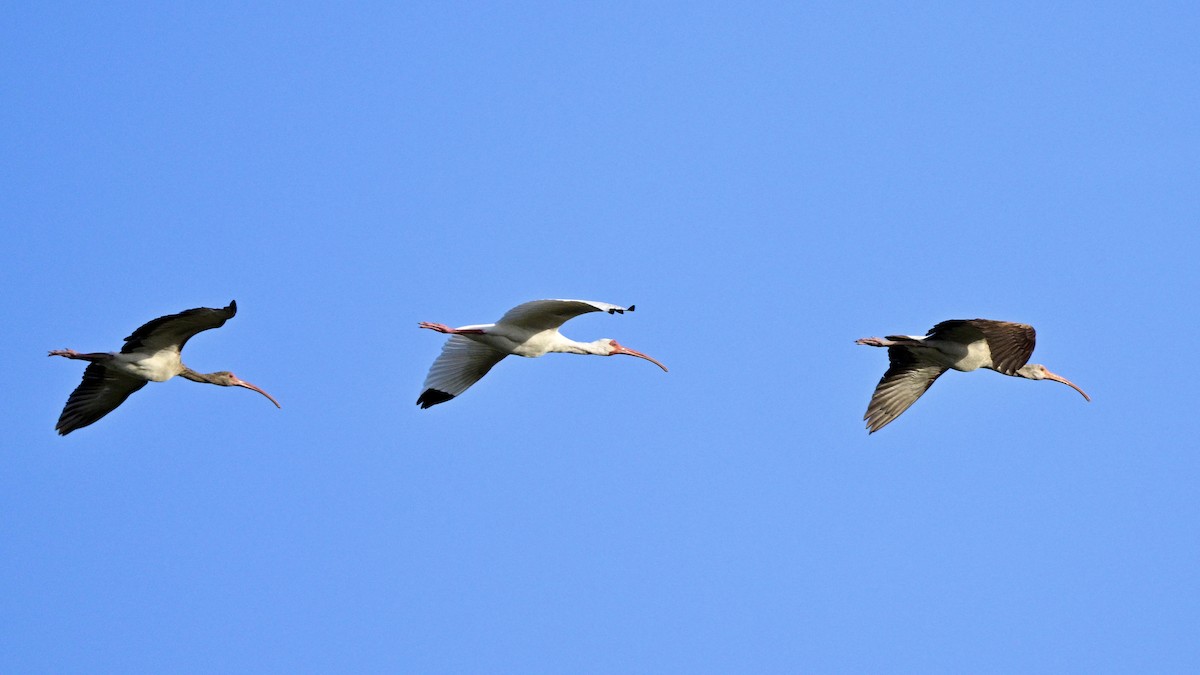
[3,3,1198,672]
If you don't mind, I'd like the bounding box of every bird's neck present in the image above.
[1013,364,1040,379]
[178,366,215,384]
[557,338,607,356]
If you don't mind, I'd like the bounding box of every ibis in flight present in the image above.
[417,299,668,408]
[49,300,280,435]
[856,319,1090,433]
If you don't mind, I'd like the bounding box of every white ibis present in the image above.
[417,299,668,408]
[856,319,1090,433]
[49,300,280,435]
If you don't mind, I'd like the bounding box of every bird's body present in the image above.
[856,319,1090,433]
[417,299,667,408]
[879,331,992,372]
[102,349,184,382]
[49,301,280,435]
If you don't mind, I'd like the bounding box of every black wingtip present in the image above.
[417,389,455,409]
[628,304,635,312]
[228,299,237,314]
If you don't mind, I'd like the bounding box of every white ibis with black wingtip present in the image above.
[856,319,1090,433]
[49,300,281,435]
[417,299,668,408]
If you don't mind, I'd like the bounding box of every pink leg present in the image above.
[418,322,485,335]
[48,349,109,361]
[854,337,895,347]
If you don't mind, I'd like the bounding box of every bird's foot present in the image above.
[418,322,454,334]
[855,337,892,347]
[48,348,80,358]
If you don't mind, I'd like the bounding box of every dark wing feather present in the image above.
[416,389,456,408]
[863,346,948,433]
[930,319,1035,375]
[121,301,237,354]
[56,364,148,435]
[925,319,984,343]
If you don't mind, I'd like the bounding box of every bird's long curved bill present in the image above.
[236,380,282,408]
[1045,371,1091,402]
[613,345,669,372]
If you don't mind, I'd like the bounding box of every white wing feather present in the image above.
[496,299,632,332]
[420,335,507,400]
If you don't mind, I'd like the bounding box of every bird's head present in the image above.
[210,371,282,408]
[1015,364,1091,401]
[596,339,669,372]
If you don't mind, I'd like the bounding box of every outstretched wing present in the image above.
[56,364,148,435]
[863,346,948,433]
[417,335,508,408]
[929,319,1035,375]
[122,300,237,354]
[496,299,633,332]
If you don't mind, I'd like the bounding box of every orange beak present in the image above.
[1044,370,1091,402]
[232,377,282,408]
[611,343,669,372]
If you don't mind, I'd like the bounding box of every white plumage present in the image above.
[417,299,667,408]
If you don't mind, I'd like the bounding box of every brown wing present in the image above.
[121,301,237,354]
[56,364,148,435]
[928,319,1036,375]
[863,346,948,433]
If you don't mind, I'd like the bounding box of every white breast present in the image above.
[508,330,562,357]
[110,350,183,382]
[914,338,992,372]
[945,338,992,372]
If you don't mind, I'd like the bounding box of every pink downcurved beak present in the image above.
[1044,370,1091,402]
[612,344,669,372]
[232,377,282,408]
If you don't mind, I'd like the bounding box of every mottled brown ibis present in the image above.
[49,300,280,435]
[856,319,1089,433]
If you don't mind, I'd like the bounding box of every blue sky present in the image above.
[3,2,1198,672]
